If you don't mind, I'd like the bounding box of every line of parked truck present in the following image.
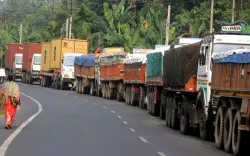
[4,20,250,156]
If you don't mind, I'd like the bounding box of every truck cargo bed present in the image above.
[5,44,24,69]
[124,64,146,84]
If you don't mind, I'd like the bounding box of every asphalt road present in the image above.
[0,83,230,156]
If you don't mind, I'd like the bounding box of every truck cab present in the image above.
[13,53,23,79]
[31,54,41,74]
[60,53,82,89]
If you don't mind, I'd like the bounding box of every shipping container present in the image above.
[50,39,88,69]
[22,43,42,72]
[41,43,51,72]
[5,43,24,69]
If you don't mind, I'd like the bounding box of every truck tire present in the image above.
[117,89,121,101]
[131,90,137,106]
[60,81,65,90]
[104,84,108,99]
[76,80,80,93]
[128,87,132,105]
[160,93,165,119]
[107,85,111,99]
[171,97,178,130]
[224,108,234,153]
[110,88,116,99]
[215,106,224,149]
[165,97,169,126]
[232,111,249,156]
[168,97,173,127]
[180,96,190,135]
[90,81,95,96]
[147,93,151,114]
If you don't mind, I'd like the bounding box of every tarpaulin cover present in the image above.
[212,49,250,63]
[74,54,95,66]
[146,47,170,77]
[164,43,200,87]
[213,53,250,63]
[124,53,147,64]
[97,52,127,65]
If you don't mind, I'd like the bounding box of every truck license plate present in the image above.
[69,84,72,88]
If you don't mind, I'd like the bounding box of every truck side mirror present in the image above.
[62,59,64,64]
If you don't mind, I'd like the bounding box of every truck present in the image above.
[21,43,42,84]
[74,54,96,95]
[161,20,250,156]
[146,47,170,116]
[146,38,203,117]
[123,49,151,107]
[40,39,88,90]
[5,43,24,80]
[97,47,127,100]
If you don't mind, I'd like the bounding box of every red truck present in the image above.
[21,43,42,84]
[5,43,24,80]
[97,48,127,100]
[123,50,151,107]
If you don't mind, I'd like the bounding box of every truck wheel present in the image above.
[215,106,224,149]
[224,108,234,153]
[76,80,79,93]
[104,84,108,99]
[60,82,64,90]
[180,96,190,135]
[107,85,111,99]
[126,87,129,104]
[131,90,137,106]
[127,87,131,105]
[171,98,179,130]
[180,104,189,135]
[110,88,115,99]
[90,82,95,96]
[147,93,151,114]
[160,93,165,119]
[232,111,249,156]
[165,97,169,126]
[103,85,106,99]
[168,97,173,127]
[117,89,121,101]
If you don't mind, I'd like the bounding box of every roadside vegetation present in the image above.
[0,0,250,53]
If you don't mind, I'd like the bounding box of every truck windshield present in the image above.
[34,56,41,65]
[213,44,250,54]
[63,56,75,66]
[15,55,22,65]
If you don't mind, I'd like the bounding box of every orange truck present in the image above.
[96,47,127,100]
[74,54,96,95]
[123,49,151,107]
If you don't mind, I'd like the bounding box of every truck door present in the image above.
[197,44,212,116]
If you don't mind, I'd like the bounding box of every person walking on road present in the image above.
[1,75,21,129]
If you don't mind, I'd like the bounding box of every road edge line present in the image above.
[0,92,43,156]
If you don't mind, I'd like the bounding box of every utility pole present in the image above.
[165,4,171,45]
[69,0,73,39]
[235,0,240,20]
[210,0,214,33]
[19,23,22,43]
[66,18,69,38]
[232,0,235,22]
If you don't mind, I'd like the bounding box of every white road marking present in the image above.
[0,92,43,156]
[111,110,116,113]
[117,116,122,119]
[84,100,88,102]
[102,106,107,109]
[157,152,167,156]
[139,137,148,143]
[93,103,97,105]
[123,121,128,125]
[129,128,135,132]
[74,96,78,99]
[65,93,68,95]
